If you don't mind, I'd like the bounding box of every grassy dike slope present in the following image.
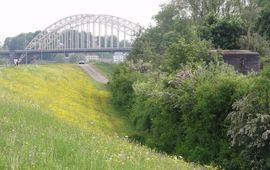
[0,64,211,169]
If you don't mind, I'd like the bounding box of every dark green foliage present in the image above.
[172,64,251,169]
[111,61,252,169]
[109,63,137,112]
[200,15,245,49]
[131,70,181,153]
[110,1,270,169]
[128,3,198,68]
[127,30,159,63]
[165,39,210,71]
[257,9,270,41]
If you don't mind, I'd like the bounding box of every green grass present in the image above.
[91,62,115,80]
[0,64,213,169]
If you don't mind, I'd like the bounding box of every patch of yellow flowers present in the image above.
[0,64,131,135]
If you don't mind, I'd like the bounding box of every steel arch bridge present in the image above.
[19,14,142,62]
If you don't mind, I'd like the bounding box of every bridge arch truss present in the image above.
[26,14,142,51]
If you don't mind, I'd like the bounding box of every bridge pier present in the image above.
[40,51,43,62]
[9,52,16,64]
[25,51,28,64]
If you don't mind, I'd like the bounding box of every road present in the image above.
[79,64,109,84]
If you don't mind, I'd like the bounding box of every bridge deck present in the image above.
[0,48,131,55]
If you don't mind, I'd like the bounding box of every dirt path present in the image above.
[79,64,109,84]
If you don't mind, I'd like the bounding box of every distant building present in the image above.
[211,50,260,74]
[113,52,126,63]
[85,55,99,62]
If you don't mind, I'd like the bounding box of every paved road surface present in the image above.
[79,64,109,84]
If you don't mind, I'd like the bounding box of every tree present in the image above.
[109,63,138,112]
[165,39,210,71]
[128,1,199,68]
[68,54,85,63]
[239,33,270,56]
[239,1,260,49]
[171,0,255,22]
[127,30,158,63]
[258,0,270,8]
[3,31,40,50]
[154,3,179,33]
[200,15,245,49]
[257,9,270,41]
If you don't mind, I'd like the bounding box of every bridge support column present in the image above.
[99,22,101,48]
[105,23,107,48]
[9,52,15,64]
[40,51,43,64]
[117,24,120,48]
[92,22,96,48]
[111,24,113,48]
[25,51,28,64]
[124,27,126,48]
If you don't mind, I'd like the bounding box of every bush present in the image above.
[109,63,138,112]
[165,39,210,71]
[239,33,270,56]
[125,61,253,169]
[227,66,270,169]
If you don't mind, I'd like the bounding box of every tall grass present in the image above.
[0,64,130,135]
[0,64,212,169]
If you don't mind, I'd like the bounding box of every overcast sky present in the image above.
[0,0,168,44]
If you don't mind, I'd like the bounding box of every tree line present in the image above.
[110,0,270,169]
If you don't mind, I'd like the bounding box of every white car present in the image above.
[79,60,85,64]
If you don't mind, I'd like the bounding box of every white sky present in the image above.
[0,0,168,44]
